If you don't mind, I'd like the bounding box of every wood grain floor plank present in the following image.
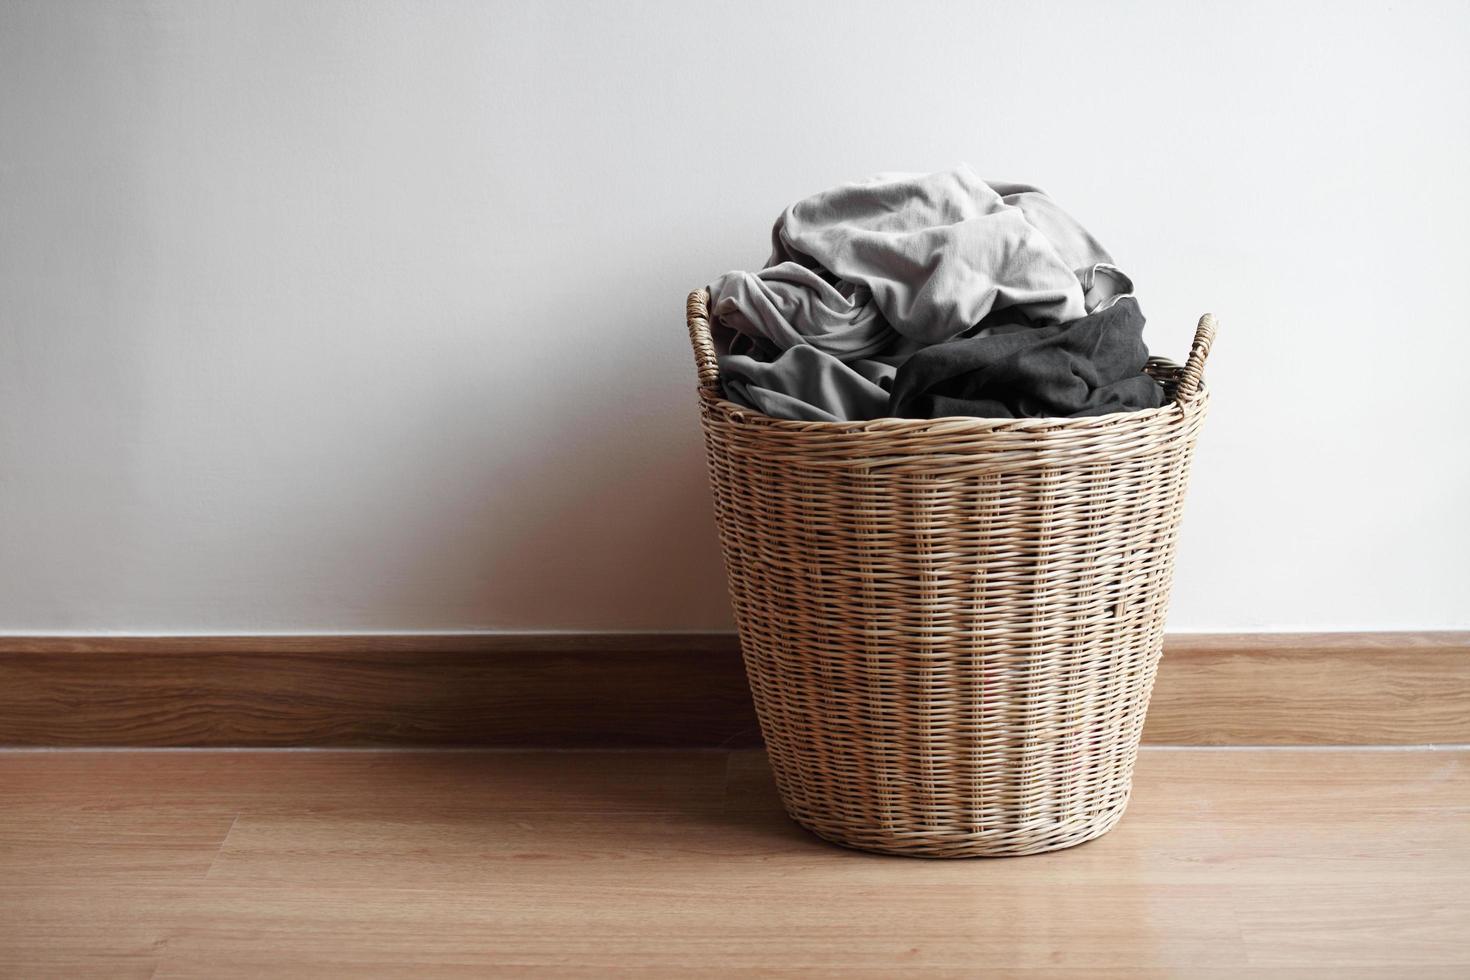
[0,882,1248,973]
[0,884,169,979]
[0,749,730,815]
[145,968,1470,980]
[0,805,238,883]
[200,752,1470,891]
[1235,881,1470,968]
[0,748,1464,976]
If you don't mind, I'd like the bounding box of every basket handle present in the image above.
[1175,313,1216,402]
[686,288,721,393]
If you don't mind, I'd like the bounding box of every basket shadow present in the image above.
[300,748,826,859]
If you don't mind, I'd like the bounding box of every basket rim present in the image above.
[698,376,1207,436]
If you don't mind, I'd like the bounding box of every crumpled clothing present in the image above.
[768,165,1117,342]
[888,297,1164,419]
[719,344,896,423]
[708,165,1161,422]
[1077,262,1135,314]
[709,264,896,361]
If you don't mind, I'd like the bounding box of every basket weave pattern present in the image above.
[688,288,1214,857]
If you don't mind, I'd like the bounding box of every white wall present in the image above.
[2,0,1467,633]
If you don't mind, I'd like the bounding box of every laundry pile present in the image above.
[708,166,1165,422]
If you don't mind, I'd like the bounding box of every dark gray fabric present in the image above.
[887,298,1164,419]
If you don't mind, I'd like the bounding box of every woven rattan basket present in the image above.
[687,288,1214,857]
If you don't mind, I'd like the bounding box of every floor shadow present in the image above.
[295,747,823,856]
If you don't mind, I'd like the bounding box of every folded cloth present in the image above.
[887,297,1165,419]
[769,165,1116,343]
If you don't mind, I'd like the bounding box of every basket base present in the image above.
[784,792,1131,859]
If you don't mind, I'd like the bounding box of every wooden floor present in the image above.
[1,748,1467,977]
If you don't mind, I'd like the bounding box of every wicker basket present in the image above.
[687,288,1214,857]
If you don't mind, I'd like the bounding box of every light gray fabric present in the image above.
[709,166,1133,421]
[1078,262,1134,313]
[769,165,1115,343]
[983,180,1117,278]
[719,344,894,423]
[708,263,895,361]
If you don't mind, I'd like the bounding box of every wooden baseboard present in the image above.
[0,632,1465,748]
[1144,631,1469,745]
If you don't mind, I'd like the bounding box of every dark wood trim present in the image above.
[1143,631,1470,745]
[0,633,741,656]
[0,634,759,749]
[0,632,1465,747]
